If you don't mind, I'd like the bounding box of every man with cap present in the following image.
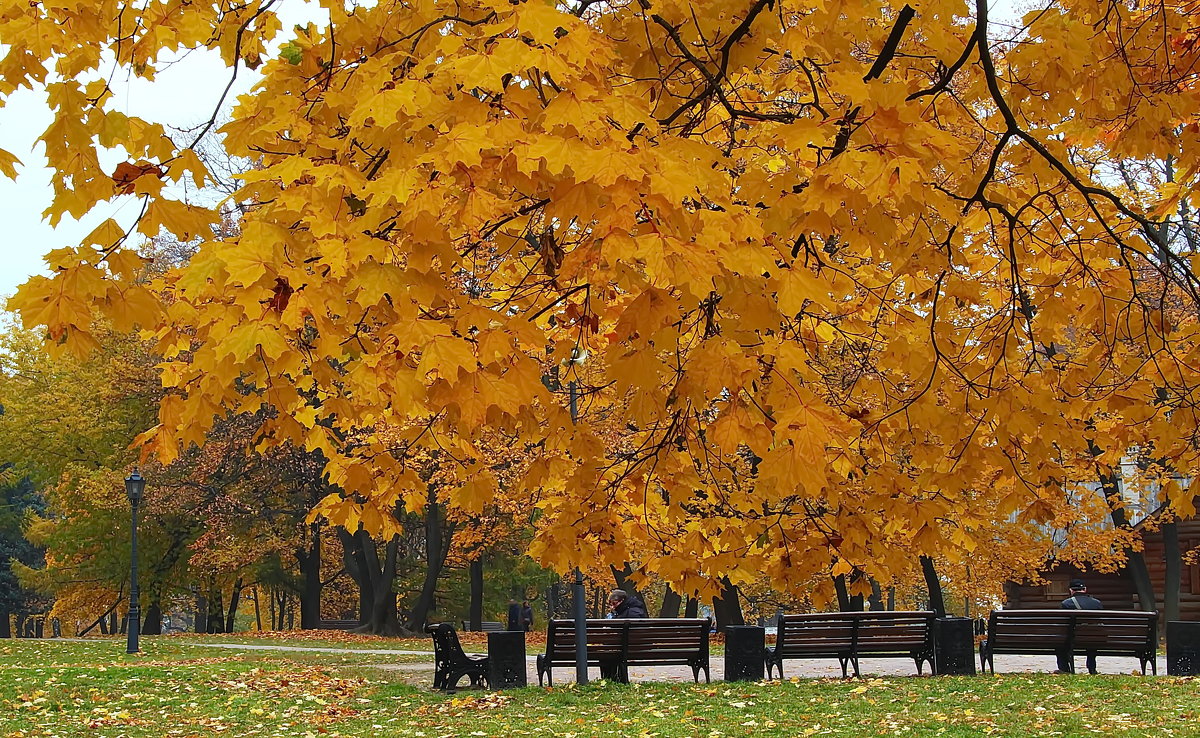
[1058,579,1103,674]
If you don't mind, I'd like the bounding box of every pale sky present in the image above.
[0,1,326,302]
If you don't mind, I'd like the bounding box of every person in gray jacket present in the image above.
[1057,579,1102,674]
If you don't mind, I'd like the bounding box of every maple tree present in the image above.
[7,0,1200,606]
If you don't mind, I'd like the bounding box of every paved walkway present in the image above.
[187,641,1167,684]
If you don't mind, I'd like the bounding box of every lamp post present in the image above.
[566,347,589,685]
[125,469,145,654]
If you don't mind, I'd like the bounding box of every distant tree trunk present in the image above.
[195,590,208,634]
[848,570,865,611]
[109,609,119,635]
[253,587,263,631]
[225,578,244,633]
[16,613,27,638]
[659,585,682,618]
[297,523,322,629]
[407,485,455,632]
[920,556,946,617]
[142,600,163,635]
[207,584,225,634]
[887,586,896,611]
[469,558,484,631]
[339,528,373,625]
[868,579,885,611]
[833,574,852,611]
[275,590,287,630]
[685,597,698,618]
[1163,521,1182,625]
[711,576,744,631]
[1095,463,1157,612]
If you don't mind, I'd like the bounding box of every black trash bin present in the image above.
[724,625,765,682]
[1167,620,1200,676]
[488,630,527,689]
[934,617,976,675]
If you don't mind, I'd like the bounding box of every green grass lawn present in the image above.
[2,639,1197,737]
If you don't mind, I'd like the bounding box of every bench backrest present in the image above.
[460,621,504,632]
[427,622,470,663]
[988,609,1156,651]
[777,611,934,656]
[545,619,628,660]
[625,618,710,659]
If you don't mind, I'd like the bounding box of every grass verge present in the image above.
[1,640,1196,737]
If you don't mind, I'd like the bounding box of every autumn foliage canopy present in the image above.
[5,0,1200,601]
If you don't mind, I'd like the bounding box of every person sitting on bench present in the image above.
[1058,579,1103,674]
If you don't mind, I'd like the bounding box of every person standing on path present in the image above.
[521,600,534,631]
[1058,579,1103,674]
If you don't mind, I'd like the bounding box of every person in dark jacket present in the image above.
[521,600,534,631]
[1058,579,1103,674]
[506,599,522,632]
[608,589,647,618]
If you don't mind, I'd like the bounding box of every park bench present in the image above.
[427,623,490,690]
[316,619,359,630]
[766,611,936,679]
[460,620,505,632]
[537,618,711,685]
[979,609,1157,674]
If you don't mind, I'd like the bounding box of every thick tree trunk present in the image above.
[1096,465,1157,612]
[195,591,208,634]
[142,600,163,635]
[469,558,484,631]
[338,528,373,626]
[0,610,9,639]
[684,597,698,618]
[225,578,244,633]
[868,579,885,611]
[920,555,946,617]
[369,534,401,634]
[16,613,28,638]
[833,574,852,611]
[659,585,682,618]
[340,528,403,635]
[297,524,322,629]
[207,586,225,634]
[711,576,744,631]
[407,485,455,632]
[848,570,865,611]
[1163,521,1182,626]
[108,609,118,636]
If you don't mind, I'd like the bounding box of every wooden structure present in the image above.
[1005,516,1200,619]
[765,611,936,679]
[979,609,1157,674]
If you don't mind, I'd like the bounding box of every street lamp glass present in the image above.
[125,469,146,503]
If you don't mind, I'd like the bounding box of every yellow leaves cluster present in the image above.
[9,0,1200,602]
